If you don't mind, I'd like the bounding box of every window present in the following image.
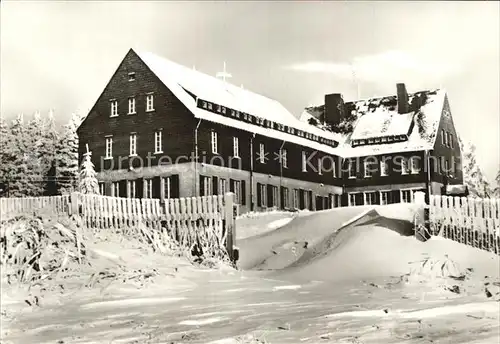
[232,180,242,204]
[259,143,265,163]
[200,176,212,196]
[111,182,119,197]
[219,178,227,195]
[348,159,356,179]
[146,93,154,112]
[282,149,288,168]
[129,133,137,156]
[444,159,450,175]
[380,191,390,205]
[401,189,413,203]
[304,190,310,210]
[410,156,420,174]
[257,183,267,207]
[364,192,377,205]
[348,193,357,206]
[450,134,454,148]
[128,97,136,114]
[302,152,307,172]
[127,180,136,198]
[128,72,136,81]
[380,159,388,176]
[232,137,239,158]
[105,136,113,159]
[99,182,105,195]
[110,100,118,117]
[144,179,153,198]
[293,189,299,209]
[211,131,218,154]
[364,160,373,178]
[441,129,445,145]
[401,158,410,175]
[282,187,290,209]
[269,185,278,208]
[154,130,163,153]
[318,157,323,175]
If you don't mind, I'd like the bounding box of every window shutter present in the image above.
[200,175,205,197]
[119,180,127,198]
[241,180,246,205]
[267,184,273,207]
[171,174,179,198]
[257,183,262,207]
[299,189,305,209]
[230,179,235,193]
[135,178,143,199]
[152,176,161,199]
[212,176,218,195]
[280,186,285,209]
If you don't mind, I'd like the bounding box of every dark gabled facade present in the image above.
[77,49,463,214]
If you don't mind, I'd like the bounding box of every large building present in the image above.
[77,48,463,213]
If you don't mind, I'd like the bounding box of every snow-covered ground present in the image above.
[2,205,499,344]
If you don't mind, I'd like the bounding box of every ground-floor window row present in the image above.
[347,188,425,206]
[98,175,180,200]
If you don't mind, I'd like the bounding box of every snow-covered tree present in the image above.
[79,146,99,194]
[493,170,500,198]
[56,113,80,194]
[459,137,491,197]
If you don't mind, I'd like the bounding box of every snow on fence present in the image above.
[0,192,238,262]
[429,195,500,254]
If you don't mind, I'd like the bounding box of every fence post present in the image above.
[69,192,79,216]
[414,191,431,242]
[224,192,237,264]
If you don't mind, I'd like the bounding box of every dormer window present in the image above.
[128,72,136,81]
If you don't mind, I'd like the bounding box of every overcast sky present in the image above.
[1,1,499,180]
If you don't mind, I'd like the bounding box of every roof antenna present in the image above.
[216,61,232,83]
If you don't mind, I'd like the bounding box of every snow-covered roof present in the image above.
[301,89,447,157]
[136,50,343,152]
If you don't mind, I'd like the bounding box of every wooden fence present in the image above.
[428,194,500,254]
[0,192,238,262]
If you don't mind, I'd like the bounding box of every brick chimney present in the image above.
[324,93,345,127]
[396,83,409,114]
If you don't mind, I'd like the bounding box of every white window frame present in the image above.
[293,189,299,209]
[259,184,267,207]
[146,93,154,112]
[129,133,137,156]
[379,190,390,205]
[110,100,118,117]
[154,130,163,154]
[450,134,454,148]
[401,157,410,175]
[301,151,307,172]
[441,129,445,146]
[364,161,373,178]
[127,180,136,198]
[233,180,242,204]
[111,182,119,197]
[348,160,356,179]
[410,156,420,174]
[219,178,227,195]
[211,131,218,154]
[400,189,414,203]
[105,136,113,159]
[348,192,358,206]
[282,149,288,168]
[282,187,290,209]
[304,190,310,210]
[162,176,171,200]
[233,136,239,158]
[128,72,136,81]
[380,159,388,176]
[444,159,450,175]
[259,143,265,163]
[128,97,136,115]
[271,185,278,207]
[144,178,153,199]
[363,191,377,205]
